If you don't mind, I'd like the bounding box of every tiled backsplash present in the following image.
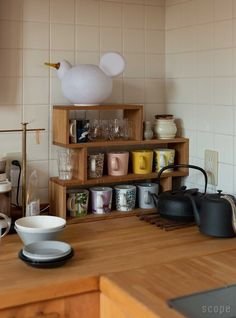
[166,0,236,195]
[0,0,165,203]
[2,0,236,202]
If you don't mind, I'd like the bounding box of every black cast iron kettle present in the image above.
[151,164,208,221]
[187,191,236,238]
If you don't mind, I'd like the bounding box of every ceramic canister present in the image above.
[90,187,113,214]
[131,150,153,174]
[114,185,136,212]
[154,118,177,139]
[137,183,158,209]
[154,149,175,173]
[107,151,129,176]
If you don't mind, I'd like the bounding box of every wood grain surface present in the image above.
[1,217,236,317]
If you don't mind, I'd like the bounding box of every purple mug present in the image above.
[90,187,113,214]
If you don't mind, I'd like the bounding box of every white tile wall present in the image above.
[0,0,165,203]
[166,0,236,195]
[3,0,236,200]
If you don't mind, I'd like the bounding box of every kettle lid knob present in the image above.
[217,190,223,195]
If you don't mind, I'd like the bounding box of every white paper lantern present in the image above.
[45,52,125,105]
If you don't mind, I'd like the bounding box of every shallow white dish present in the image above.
[22,241,72,261]
[15,215,66,233]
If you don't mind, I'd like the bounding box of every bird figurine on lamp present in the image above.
[45,52,125,106]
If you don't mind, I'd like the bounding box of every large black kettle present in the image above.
[152,164,208,220]
[187,192,236,238]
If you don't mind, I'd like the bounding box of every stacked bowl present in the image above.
[15,215,66,245]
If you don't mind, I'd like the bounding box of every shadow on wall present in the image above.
[166,80,184,137]
[175,118,183,137]
[0,1,23,106]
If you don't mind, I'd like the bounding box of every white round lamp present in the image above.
[45,52,125,106]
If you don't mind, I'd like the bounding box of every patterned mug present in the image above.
[114,185,136,212]
[153,148,175,173]
[67,189,89,217]
[87,153,104,179]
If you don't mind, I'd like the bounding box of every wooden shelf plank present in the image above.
[50,170,188,187]
[66,208,156,224]
[53,104,143,111]
[53,137,189,149]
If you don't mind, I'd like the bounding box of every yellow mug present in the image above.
[132,150,153,174]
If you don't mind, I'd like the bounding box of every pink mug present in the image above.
[107,151,129,176]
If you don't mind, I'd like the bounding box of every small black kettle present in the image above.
[151,164,208,220]
[187,192,236,238]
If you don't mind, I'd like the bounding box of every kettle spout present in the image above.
[185,193,201,226]
[44,62,60,69]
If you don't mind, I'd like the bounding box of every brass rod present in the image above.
[22,123,27,217]
[0,128,45,133]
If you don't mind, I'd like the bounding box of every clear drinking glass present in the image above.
[101,120,110,140]
[109,119,123,140]
[57,149,73,180]
[89,119,103,141]
[122,119,133,140]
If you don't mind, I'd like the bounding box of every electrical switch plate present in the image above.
[204,149,218,186]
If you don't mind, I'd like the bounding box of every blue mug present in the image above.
[69,120,89,143]
[77,120,89,143]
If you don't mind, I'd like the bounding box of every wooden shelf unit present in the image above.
[49,104,189,222]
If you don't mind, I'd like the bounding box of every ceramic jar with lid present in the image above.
[154,115,177,139]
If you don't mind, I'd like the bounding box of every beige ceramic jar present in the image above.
[154,116,177,139]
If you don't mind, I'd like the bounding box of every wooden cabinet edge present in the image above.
[0,291,100,318]
[100,278,159,318]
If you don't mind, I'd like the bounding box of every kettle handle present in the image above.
[156,164,208,195]
[221,195,236,234]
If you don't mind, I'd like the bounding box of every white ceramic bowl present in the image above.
[15,215,66,233]
[15,226,65,245]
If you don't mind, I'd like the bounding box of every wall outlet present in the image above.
[204,149,218,186]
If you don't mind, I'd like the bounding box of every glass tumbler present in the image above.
[123,119,133,140]
[57,149,73,180]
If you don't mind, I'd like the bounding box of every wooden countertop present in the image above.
[1,216,236,317]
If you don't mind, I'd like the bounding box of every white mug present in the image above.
[0,213,11,238]
[137,183,158,209]
[69,119,77,144]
